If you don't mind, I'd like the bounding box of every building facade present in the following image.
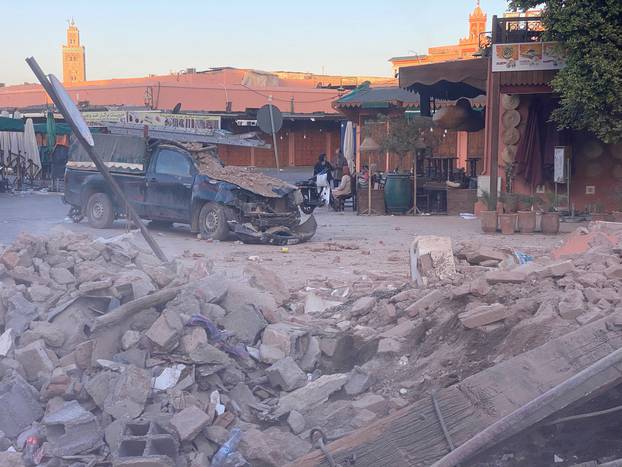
[389,2,487,75]
[62,20,86,84]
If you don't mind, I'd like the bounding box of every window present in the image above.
[155,149,193,177]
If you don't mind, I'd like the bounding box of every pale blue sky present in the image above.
[3,0,510,85]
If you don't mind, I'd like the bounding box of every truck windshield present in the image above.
[155,148,193,177]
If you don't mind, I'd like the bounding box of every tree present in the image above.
[378,114,435,171]
[509,0,622,143]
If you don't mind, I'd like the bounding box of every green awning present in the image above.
[33,123,73,135]
[0,116,24,132]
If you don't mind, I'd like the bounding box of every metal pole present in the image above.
[489,15,501,210]
[26,57,168,263]
[268,96,281,171]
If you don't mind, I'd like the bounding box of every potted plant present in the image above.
[478,190,498,233]
[541,192,562,234]
[498,192,518,234]
[517,194,536,234]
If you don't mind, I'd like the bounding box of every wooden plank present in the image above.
[291,311,622,467]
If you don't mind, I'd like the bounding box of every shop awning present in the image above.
[399,59,488,99]
[0,116,24,132]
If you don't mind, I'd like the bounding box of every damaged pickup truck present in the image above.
[64,133,316,244]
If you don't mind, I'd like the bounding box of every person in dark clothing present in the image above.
[313,153,334,184]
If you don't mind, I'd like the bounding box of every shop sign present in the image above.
[492,42,566,72]
[127,111,220,130]
[82,111,127,124]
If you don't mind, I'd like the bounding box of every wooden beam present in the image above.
[292,311,622,467]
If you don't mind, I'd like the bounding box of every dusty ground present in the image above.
[0,191,579,291]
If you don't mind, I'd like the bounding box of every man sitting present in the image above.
[331,165,352,211]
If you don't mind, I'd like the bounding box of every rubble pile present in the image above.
[0,221,621,466]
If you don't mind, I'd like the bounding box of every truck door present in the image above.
[146,147,196,222]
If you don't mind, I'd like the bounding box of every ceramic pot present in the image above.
[517,211,536,234]
[498,213,517,235]
[480,211,498,233]
[541,212,560,234]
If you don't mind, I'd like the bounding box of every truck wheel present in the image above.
[86,192,114,229]
[199,203,229,240]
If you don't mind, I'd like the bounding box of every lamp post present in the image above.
[359,136,380,216]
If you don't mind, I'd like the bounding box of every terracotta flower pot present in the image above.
[498,213,517,235]
[517,211,536,234]
[541,212,560,234]
[480,211,498,233]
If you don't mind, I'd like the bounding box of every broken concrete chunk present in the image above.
[465,247,508,265]
[14,339,57,383]
[344,366,372,396]
[104,366,151,420]
[266,357,307,392]
[78,278,113,294]
[21,321,65,348]
[0,329,15,357]
[0,372,44,437]
[171,405,211,442]
[604,264,622,280]
[273,373,348,418]
[405,289,443,317]
[50,266,76,285]
[379,321,417,340]
[144,310,183,350]
[298,335,321,372]
[240,427,311,467]
[287,410,306,434]
[411,236,456,285]
[261,322,308,359]
[485,270,527,284]
[377,338,402,354]
[221,304,267,344]
[538,260,575,278]
[558,289,586,320]
[43,400,103,456]
[459,303,512,329]
[350,296,377,316]
[204,425,230,445]
[304,293,340,314]
[5,292,39,336]
[259,344,286,364]
[121,330,142,350]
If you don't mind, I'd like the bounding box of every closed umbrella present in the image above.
[343,121,355,172]
[46,111,56,153]
[24,118,41,170]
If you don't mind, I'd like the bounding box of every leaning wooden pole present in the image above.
[432,344,622,467]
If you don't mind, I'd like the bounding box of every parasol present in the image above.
[23,118,41,169]
[46,110,57,153]
[343,121,355,172]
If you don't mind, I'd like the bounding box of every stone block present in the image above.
[259,344,285,364]
[261,322,309,359]
[379,321,416,339]
[5,292,38,336]
[104,366,151,420]
[50,267,76,285]
[204,425,230,445]
[171,406,211,441]
[352,394,388,415]
[266,357,307,391]
[538,260,575,278]
[459,303,512,329]
[605,265,622,279]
